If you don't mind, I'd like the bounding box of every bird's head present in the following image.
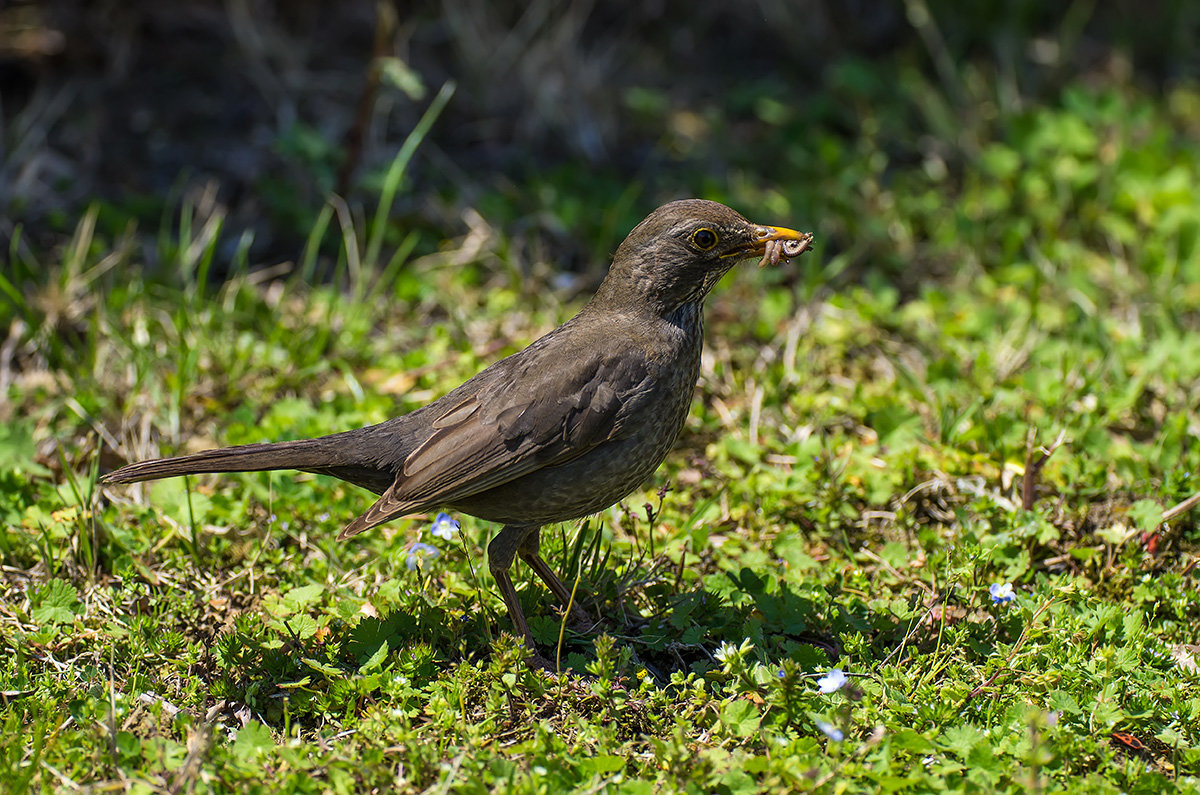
[596,199,813,316]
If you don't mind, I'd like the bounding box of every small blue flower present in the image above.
[430,512,460,540]
[406,542,440,571]
[816,668,847,694]
[777,669,786,678]
[989,582,1016,604]
[815,720,844,742]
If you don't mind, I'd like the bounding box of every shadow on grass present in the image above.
[207,554,992,730]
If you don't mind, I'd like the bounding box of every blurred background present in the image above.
[4,0,1198,287]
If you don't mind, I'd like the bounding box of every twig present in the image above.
[1161,490,1200,523]
[1022,429,1066,510]
[336,1,396,196]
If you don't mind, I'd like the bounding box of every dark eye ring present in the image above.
[692,228,718,250]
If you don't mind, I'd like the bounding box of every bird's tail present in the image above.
[100,438,338,484]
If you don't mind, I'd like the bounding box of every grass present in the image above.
[3,63,1200,793]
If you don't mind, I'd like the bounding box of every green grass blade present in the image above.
[363,80,456,270]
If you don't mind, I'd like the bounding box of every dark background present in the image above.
[3,0,1198,279]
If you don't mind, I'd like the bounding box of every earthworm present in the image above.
[758,232,813,268]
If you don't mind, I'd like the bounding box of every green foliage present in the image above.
[4,48,1200,795]
[30,578,82,627]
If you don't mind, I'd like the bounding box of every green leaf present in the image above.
[1121,609,1145,642]
[719,700,760,737]
[0,424,52,476]
[231,721,274,761]
[774,535,819,572]
[31,579,81,626]
[723,438,762,467]
[716,767,757,795]
[283,584,324,610]
[276,677,312,690]
[1048,690,1082,715]
[889,729,935,754]
[282,614,318,639]
[1127,499,1162,533]
[966,742,1001,773]
[939,724,985,758]
[114,731,141,760]
[878,542,911,571]
[581,754,626,775]
[147,478,212,529]
[302,658,344,678]
[357,639,390,675]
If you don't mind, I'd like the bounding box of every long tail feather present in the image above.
[100,439,336,484]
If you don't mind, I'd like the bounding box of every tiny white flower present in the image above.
[816,668,847,694]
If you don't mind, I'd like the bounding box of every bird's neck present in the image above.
[586,277,706,332]
[591,255,710,319]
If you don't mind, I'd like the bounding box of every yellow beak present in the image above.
[724,224,815,264]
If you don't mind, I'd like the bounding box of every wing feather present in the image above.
[337,337,655,539]
[394,349,644,508]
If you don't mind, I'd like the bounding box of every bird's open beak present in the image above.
[726,224,815,266]
[754,225,809,246]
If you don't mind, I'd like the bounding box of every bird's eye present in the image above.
[692,228,718,250]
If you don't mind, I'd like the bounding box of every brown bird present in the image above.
[101,199,813,654]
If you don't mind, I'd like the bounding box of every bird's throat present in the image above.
[666,301,704,336]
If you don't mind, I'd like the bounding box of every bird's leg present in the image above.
[487,524,538,648]
[518,528,593,626]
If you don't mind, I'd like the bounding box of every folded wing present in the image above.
[338,347,650,538]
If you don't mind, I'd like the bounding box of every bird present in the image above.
[100,199,813,657]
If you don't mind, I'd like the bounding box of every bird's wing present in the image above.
[338,345,652,538]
